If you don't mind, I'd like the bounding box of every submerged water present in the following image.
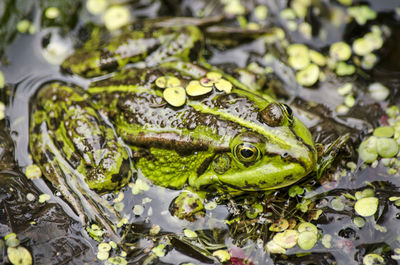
[1,0,400,264]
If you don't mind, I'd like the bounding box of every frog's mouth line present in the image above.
[210,173,300,191]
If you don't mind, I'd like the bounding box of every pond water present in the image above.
[1,0,400,264]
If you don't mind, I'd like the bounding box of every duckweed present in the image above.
[155,76,181,88]
[331,198,345,211]
[5,233,20,248]
[87,224,104,241]
[363,253,385,265]
[353,217,366,228]
[373,127,394,138]
[358,136,378,163]
[114,202,124,212]
[354,197,379,217]
[150,225,161,235]
[269,219,289,232]
[7,246,32,265]
[309,50,326,66]
[296,63,319,86]
[206,72,222,80]
[0,71,4,88]
[297,231,318,250]
[287,44,310,70]
[330,42,352,61]
[204,201,217,210]
[352,38,374,56]
[104,6,130,31]
[254,5,268,20]
[133,205,144,215]
[16,20,32,34]
[361,53,378,70]
[25,164,42,179]
[152,244,166,257]
[272,229,299,249]
[129,179,150,195]
[368,82,390,101]
[266,240,286,254]
[213,250,231,262]
[335,62,356,76]
[376,138,399,158]
[186,80,212,96]
[86,0,108,15]
[38,193,50,203]
[184,229,197,238]
[321,234,332,248]
[298,222,318,234]
[337,83,352,96]
[45,7,60,19]
[246,203,263,219]
[215,79,233,93]
[97,251,109,261]
[344,94,355,107]
[163,86,186,107]
[348,5,377,26]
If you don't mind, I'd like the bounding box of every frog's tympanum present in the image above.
[29,24,317,236]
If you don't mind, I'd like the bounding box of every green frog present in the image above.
[29,24,317,239]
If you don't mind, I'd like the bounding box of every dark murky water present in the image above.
[1,0,400,264]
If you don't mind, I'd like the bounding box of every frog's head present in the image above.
[193,102,317,191]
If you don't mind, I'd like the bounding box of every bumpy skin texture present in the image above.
[29,25,317,229]
[29,83,132,238]
[88,66,317,191]
[30,83,132,192]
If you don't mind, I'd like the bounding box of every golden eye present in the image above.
[281,104,294,123]
[234,143,260,164]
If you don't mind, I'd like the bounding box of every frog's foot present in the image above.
[169,190,205,221]
[44,148,123,243]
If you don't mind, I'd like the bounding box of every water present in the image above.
[1,0,400,264]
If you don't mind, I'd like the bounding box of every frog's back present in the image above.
[89,67,317,190]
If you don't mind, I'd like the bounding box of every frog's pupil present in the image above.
[241,148,254,158]
[283,104,293,116]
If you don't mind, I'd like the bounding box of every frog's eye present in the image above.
[259,103,284,127]
[281,104,294,123]
[234,143,261,165]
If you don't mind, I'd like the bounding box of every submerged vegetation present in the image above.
[0,0,400,264]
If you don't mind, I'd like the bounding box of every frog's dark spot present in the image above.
[32,123,42,135]
[99,50,118,73]
[210,93,259,121]
[197,155,215,176]
[55,139,64,150]
[68,153,82,169]
[40,150,55,165]
[189,40,202,61]
[112,158,132,184]
[283,174,295,182]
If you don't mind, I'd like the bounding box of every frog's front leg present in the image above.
[29,82,133,242]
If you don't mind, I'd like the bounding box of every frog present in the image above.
[29,23,317,239]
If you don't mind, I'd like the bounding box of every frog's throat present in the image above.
[190,159,309,191]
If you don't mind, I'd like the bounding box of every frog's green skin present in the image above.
[29,24,317,231]
[29,83,132,240]
[87,66,316,191]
